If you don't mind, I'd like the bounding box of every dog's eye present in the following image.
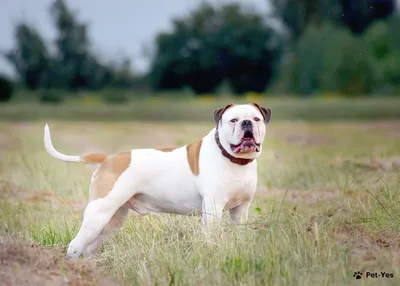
[230,119,238,123]
[254,117,261,122]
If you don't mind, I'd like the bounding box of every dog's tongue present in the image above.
[233,145,243,153]
[233,140,257,153]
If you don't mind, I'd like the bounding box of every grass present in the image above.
[0,98,400,285]
[1,94,400,122]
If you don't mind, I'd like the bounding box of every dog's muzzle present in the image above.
[230,121,260,154]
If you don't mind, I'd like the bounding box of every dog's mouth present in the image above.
[230,131,260,154]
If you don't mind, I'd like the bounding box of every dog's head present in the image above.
[214,103,271,159]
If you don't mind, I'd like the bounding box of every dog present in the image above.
[43,103,271,259]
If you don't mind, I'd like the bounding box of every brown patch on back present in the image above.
[81,153,108,164]
[186,140,202,175]
[156,147,177,152]
[89,151,131,201]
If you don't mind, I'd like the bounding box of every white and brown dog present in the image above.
[44,103,271,258]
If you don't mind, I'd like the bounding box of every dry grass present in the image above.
[0,117,400,285]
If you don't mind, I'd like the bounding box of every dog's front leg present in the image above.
[201,197,224,227]
[229,201,251,224]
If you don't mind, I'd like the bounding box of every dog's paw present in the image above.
[66,240,84,259]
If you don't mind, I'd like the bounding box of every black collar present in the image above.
[214,129,254,166]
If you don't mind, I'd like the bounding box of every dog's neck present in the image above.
[214,128,254,166]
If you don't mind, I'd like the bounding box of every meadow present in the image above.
[0,95,400,285]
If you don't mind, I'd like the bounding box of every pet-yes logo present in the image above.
[353,271,394,280]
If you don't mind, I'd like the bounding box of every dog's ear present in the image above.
[252,103,272,123]
[214,104,235,125]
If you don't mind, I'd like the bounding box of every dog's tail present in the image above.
[44,123,107,165]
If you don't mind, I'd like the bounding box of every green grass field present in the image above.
[1,97,400,285]
[2,94,400,122]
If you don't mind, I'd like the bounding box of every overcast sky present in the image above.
[0,0,270,77]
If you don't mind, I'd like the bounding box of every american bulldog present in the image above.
[43,103,271,258]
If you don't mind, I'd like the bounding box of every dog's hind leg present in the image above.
[66,152,136,259]
[66,179,135,259]
[82,205,129,257]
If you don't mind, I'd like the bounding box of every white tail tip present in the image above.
[44,123,81,163]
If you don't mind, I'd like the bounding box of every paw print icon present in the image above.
[353,271,363,279]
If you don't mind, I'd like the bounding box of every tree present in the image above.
[2,0,139,92]
[364,15,400,91]
[2,23,51,89]
[150,5,224,93]
[50,0,93,90]
[104,56,137,89]
[270,0,341,42]
[270,0,395,41]
[342,0,395,34]
[48,0,136,91]
[150,3,283,95]
[286,24,377,96]
[0,75,14,102]
[218,4,282,94]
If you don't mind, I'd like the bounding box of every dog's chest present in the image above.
[210,164,257,210]
[223,177,256,210]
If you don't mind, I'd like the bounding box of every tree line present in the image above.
[0,0,399,101]
[1,0,136,95]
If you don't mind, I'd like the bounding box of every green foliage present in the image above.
[270,0,342,42]
[150,3,283,95]
[101,89,130,104]
[2,0,398,98]
[30,221,78,247]
[2,0,137,92]
[0,75,14,102]
[285,24,377,96]
[363,16,400,93]
[271,0,395,41]
[39,90,65,104]
[340,0,395,34]
[334,36,376,96]
[3,23,51,90]
[289,25,324,95]
[1,96,400,122]
[49,0,112,90]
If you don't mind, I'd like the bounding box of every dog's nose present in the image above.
[241,120,253,129]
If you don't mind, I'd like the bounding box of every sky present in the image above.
[0,0,270,77]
